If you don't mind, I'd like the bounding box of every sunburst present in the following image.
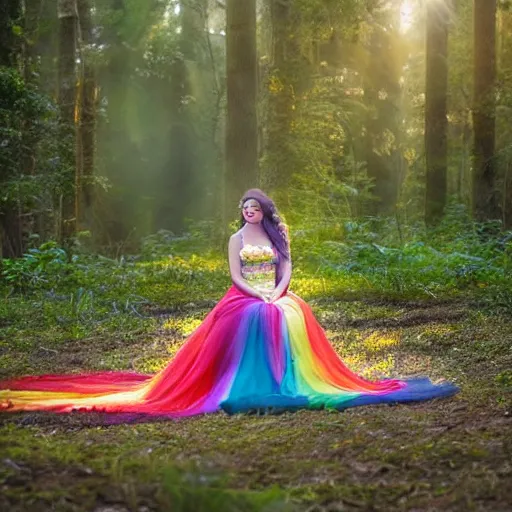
[400,0,415,32]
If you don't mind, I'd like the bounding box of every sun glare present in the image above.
[400,0,415,32]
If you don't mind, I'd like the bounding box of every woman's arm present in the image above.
[270,258,292,302]
[228,234,266,300]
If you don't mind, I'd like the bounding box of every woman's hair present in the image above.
[239,188,290,261]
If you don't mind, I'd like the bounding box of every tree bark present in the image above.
[499,5,512,228]
[21,0,43,177]
[77,0,96,232]
[473,0,499,222]
[58,0,78,242]
[0,0,23,258]
[425,0,449,226]
[22,0,43,82]
[263,0,300,196]
[225,0,258,224]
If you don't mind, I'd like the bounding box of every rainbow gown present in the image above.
[0,244,458,420]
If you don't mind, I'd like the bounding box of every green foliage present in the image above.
[289,203,512,310]
[0,229,229,352]
[496,370,512,389]
[1,241,67,290]
[0,66,59,202]
[140,224,218,260]
[0,65,63,252]
[159,467,290,512]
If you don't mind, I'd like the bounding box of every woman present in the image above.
[0,189,458,419]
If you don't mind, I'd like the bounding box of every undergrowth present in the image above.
[0,212,511,511]
[1,209,510,358]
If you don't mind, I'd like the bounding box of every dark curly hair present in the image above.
[239,188,290,262]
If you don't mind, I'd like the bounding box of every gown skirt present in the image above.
[0,286,459,420]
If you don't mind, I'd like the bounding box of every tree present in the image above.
[263,0,299,195]
[57,0,79,242]
[21,0,44,178]
[225,0,258,224]
[425,0,450,226]
[498,1,512,228]
[0,0,23,258]
[22,0,43,83]
[473,0,499,222]
[77,0,96,232]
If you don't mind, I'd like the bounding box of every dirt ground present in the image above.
[1,298,511,511]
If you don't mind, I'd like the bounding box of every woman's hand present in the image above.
[254,292,268,302]
[269,289,282,303]
[256,291,275,303]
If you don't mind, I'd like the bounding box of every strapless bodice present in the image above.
[240,244,277,300]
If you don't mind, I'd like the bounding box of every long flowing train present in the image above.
[0,287,458,420]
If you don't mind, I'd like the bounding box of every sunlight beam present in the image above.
[400,0,415,33]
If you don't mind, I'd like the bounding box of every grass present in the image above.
[0,235,511,511]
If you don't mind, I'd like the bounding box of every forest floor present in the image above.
[0,288,511,511]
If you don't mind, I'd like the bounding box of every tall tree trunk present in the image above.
[57,0,78,243]
[77,0,96,232]
[22,0,43,82]
[473,0,499,222]
[0,0,23,258]
[156,1,203,233]
[263,0,296,194]
[225,0,258,224]
[21,0,43,186]
[20,0,46,248]
[498,5,512,229]
[425,0,449,226]
[505,162,512,229]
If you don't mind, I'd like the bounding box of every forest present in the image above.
[0,0,511,510]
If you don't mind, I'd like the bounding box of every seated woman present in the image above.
[0,189,458,420]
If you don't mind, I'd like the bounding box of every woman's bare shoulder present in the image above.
[231,229,244,240]
[229,230,243,247]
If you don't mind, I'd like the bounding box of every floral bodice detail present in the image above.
[239,236,278,298]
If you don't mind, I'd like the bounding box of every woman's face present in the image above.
[242,199,264,224]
